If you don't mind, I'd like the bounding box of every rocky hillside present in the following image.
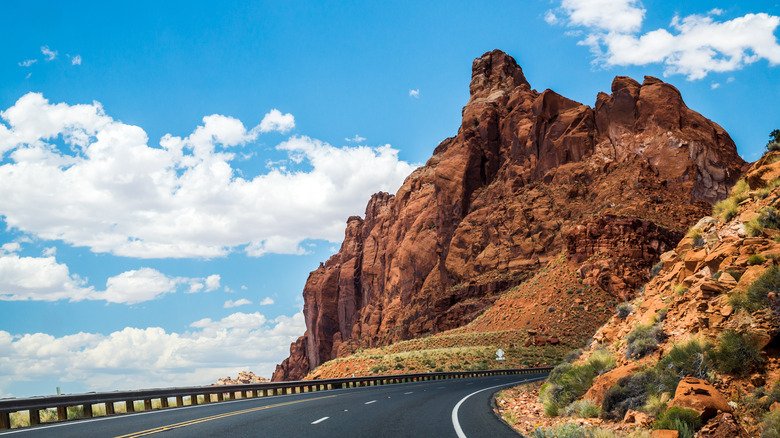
[497,153,780,437]
[273,50,746,381]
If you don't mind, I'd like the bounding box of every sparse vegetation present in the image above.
[533,423,617,438]
[657,339,712,381]
[713,179,749,222]
[709,329,765,376]
[764,410,780,438]
[731,265,780,312]
[653,406,702,438]
[748,254,767,266]
[616,302,632,319]
[625,323,665,359]
[564,399,600,418]
[539,350,615,416]
[686,228,705,248]
[642,392,670,417]
[650,261,664,278]
[673,284,688,296]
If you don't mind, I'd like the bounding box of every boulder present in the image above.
[669,377,732,421]
[698,412,746,437]
[583,363,641,405]
[652,431,679,438]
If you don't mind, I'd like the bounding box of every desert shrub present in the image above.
[673,284,688,295]
[687,228,705,248]
[657,340,712,381]
[745,207,780,236]
[654,407,702,438]
[650,261,664,278]
[616,302,632,319]
[370,364,389,374]
[540,350,615,416]
[626,324,665,359]
[642,392,670,416]
[563,349,583,363]
[533,423,587,438]
[732,265,780,312]
[565,399,601,418]
[764,410,780,438]
[709,330,765,375]
[602,370,658,420]
[748,254,767,266]
[767,129,780,153]
[770,381,780,404]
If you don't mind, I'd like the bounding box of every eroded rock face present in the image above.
[669,377,732,422]
[273,50,745,381]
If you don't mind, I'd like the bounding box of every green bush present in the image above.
[767,129,780,153]
[565,399,601,418]
[771,381,780,404]
[748,254,767,266]
[533,423,587,438]
[650,261,664,278]
[626,324,665,359]
[764,410,780,438]
[642,392,670,416]
[616,302,632,319]
[732,265,780,312]
[745,208,780,236]
[601,369,673,420]
[709,330,765,375]
[654,407,701,438]
[657,340,712,381]
[539,350,615,416]
[687,228,705,248]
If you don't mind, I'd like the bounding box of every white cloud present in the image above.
[345,134,366,143]
[1,242,20,254]
[18,59,37,68]
[42,247,57,257]
[544,10,559,25]
[259,297,274,306]
[550,2,780,80]
[710,82,721,89]
[0,94,416,259]
[408,89,420,98]
[0,253,217,304]
[258,109,295,133]
[71,55,82,66]
[0,311,305,396]
[40,46,57,61]
[205,274,221,291]
[240,285,248,290]
[223,298,251,308]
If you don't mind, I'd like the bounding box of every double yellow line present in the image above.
[114,394,337,437]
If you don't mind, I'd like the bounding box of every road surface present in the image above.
[0,373,546,437]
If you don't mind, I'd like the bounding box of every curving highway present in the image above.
[0,373,546,437]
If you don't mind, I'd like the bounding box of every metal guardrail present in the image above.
[0,367,551,430]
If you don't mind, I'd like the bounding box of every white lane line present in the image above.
[311,416,330,424]
[451,376,548,438]
[404,391,413,394]
[364,400,377,404]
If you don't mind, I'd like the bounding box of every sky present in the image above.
[1,0,779,397]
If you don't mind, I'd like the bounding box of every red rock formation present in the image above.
[272,50,745,381]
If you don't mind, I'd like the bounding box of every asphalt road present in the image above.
[0,373,546,438]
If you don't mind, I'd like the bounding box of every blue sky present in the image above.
[1,0,779,397]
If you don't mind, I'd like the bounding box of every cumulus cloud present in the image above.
[0,311,305,396]
[258,109,295,133]
[259,297,274,306]
[71,55,82,66]
[204,274,221,291]
[549,1,780,80]
[40,46,57,61]
[0,93,416,259]
[223,298,251,308]
[0,252,218,304]
[408,89,420,98]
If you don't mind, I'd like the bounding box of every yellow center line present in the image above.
[114,394,338,438]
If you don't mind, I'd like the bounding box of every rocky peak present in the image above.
[468,49,530,98]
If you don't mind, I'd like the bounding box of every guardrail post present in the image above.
[29,409,40,426]
[125,400,135,412]
[57,406,67,421]
[106,402,115,415]
[176,396,184,407]
[161,398,169,408]
[144,399,152,411]
[0,411,9,430]
[83,404,93,418]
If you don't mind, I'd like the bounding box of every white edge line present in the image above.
[451,376,547,438]
[403,392,413,394]
[364,400,377,404]
[311,416,329,424]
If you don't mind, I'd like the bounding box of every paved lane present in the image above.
[0,374,546,438]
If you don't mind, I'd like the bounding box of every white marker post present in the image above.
[495,348,505,361]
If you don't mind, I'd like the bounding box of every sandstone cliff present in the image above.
[273,50,745,381]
